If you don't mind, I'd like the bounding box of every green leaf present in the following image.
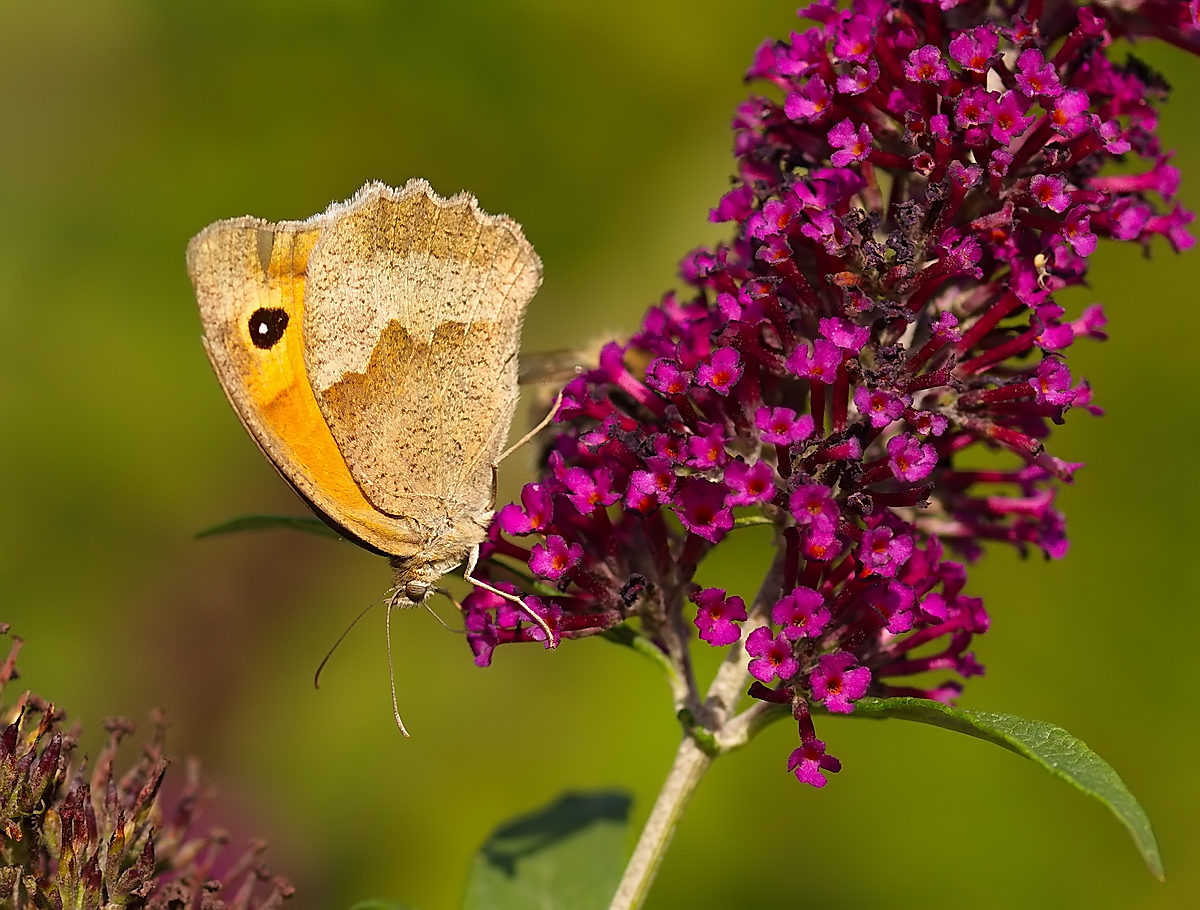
[854,697,1163,879]
[348,902,413,910]
[195,514,346,541]
[732,513,774,529]
[463,791,632,910]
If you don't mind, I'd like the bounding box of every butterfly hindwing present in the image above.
[301,182,542,526]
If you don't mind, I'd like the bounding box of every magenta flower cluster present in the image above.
[466,0,1197,787]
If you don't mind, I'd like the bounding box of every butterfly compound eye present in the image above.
[404,581,430,603]
[248,307,289,350]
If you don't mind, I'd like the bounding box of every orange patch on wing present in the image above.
[236,229,404,544]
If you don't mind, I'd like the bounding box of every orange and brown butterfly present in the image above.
[187,180,559,673]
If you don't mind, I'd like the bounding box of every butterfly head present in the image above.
[399,579,432,604]
[388,550,464,607]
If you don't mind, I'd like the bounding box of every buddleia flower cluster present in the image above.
[467,0,1197,786]
[0,627,292,908]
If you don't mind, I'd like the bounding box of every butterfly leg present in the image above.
[462,544,558,647]
[496,385,567,465]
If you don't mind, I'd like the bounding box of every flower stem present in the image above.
[607,734,712,910]
[608,552,786,910]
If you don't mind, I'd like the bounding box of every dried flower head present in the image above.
[468,0,1197,785]
[0,626,292,908]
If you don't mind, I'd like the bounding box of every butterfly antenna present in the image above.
[314,595,382,689]
[385,600,411,737]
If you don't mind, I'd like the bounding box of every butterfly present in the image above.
[188,180,558,729]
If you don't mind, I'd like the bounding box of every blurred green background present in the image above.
[0,2,1196,908]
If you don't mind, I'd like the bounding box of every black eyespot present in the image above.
[248,307,289,349]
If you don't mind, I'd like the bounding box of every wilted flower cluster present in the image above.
[468,0,1197,786]
[0,627,292,908]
